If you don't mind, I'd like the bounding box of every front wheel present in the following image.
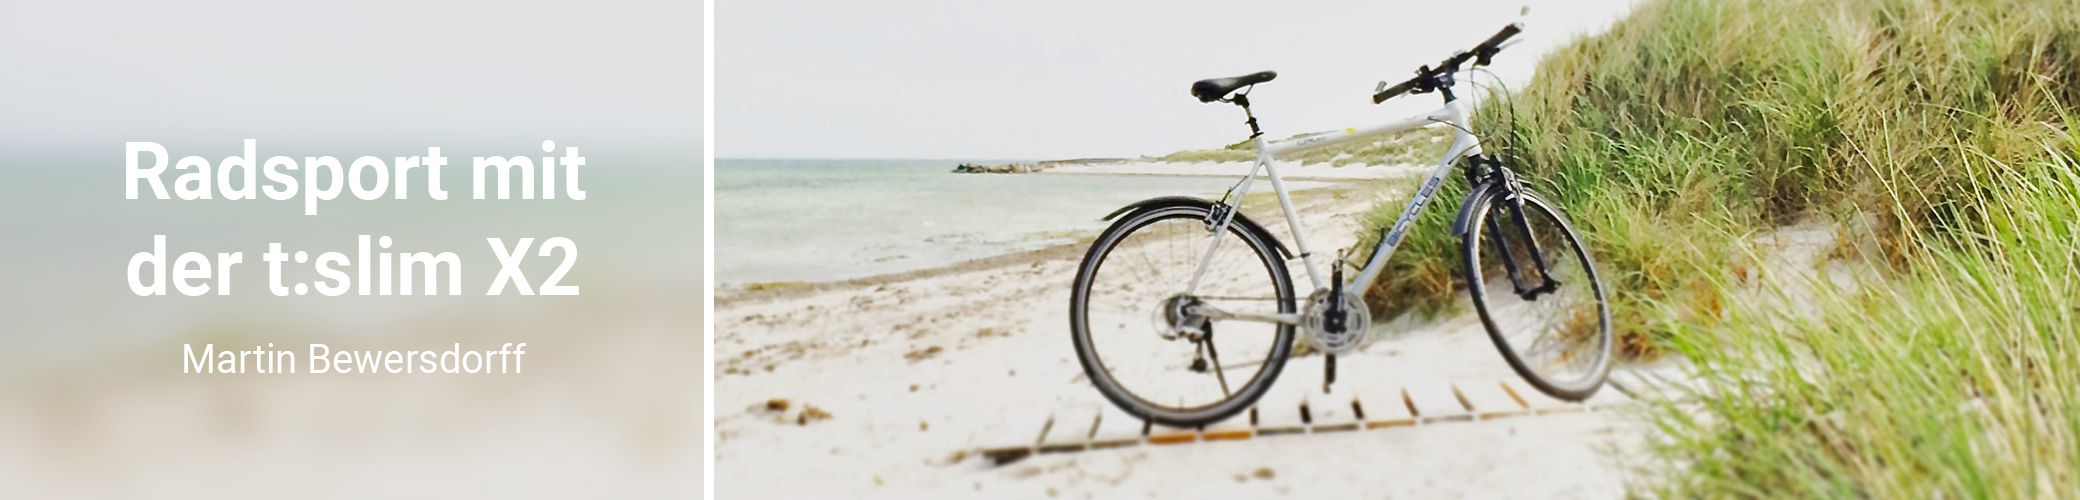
[1461,188,1613,400]
[1070,203,1296,427]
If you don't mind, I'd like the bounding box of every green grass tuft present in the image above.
[1351,0,2080,494]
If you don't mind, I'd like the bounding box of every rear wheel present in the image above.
[1461,188,1612,400]
[1070,204,1295,427]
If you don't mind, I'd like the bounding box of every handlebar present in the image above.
[1371,22,1522,104]
[1474,22,1523,59]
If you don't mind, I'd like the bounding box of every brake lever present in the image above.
[1475,47,1499,66]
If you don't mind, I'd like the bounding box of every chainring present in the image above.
[1303,289,1371,355]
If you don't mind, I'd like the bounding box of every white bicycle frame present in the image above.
[1185,90,1484,325]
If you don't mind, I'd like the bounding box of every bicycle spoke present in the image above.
[1467,191,1610,398]
[1073,206,1293,422]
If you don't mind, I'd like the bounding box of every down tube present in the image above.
[1347,149,1469,293]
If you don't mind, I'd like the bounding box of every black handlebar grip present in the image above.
[1478,22,1523,51]
[1372,79,1419,104]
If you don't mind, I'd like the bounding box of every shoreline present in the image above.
[954,158,1433,181]
[714,237,1090,307]
[1038,160,1429,181]
[714,180,1373,306]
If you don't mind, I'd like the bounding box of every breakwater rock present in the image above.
[952,158,1130,174]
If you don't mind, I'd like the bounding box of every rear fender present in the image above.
[1103,196,1293,260]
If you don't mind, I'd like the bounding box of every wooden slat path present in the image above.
[1304,388,1362,433]
[1146,401,1199,444]
[1501,378,1587,414]
[1200,410,1255,442]
[1036,405,1101,453]
[1087,404,1145,450]
[1354,384,1416,429]
[1254,386,1311,437]
[977,406,1054,464]
[1404,380,1473,423]
[980,370,1692,465]
[1453,380,1528,420]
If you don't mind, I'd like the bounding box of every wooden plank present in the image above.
[980,446,1033,466]
[1087,404,1146,450]
[1354,384,1415,429]
[1454,380,1528,420]
[1145,397,1198,445]
[1304,388,1361,433]
[1146,426,1198,445]
[1254,386,1311,436]
[1036,405,1101,453]
[1404,379,1472,423]
[1200,409,1255,442]
[978,408,1053,465]
[1501,378,1585,414]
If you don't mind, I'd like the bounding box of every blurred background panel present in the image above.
[0,1,703,497]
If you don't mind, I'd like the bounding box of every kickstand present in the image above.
[1323,353,1336,393]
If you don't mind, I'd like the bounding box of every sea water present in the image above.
[715,159,1324,285]
[0,147,701,368]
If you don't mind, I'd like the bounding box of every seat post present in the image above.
[1229,93,1263,139]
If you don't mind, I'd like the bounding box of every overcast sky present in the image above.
[0,0,700,151]
[718,0,1642,160]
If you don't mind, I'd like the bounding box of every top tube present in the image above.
[1263,101,1461,159]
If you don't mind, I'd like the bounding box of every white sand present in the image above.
[1041,160,1432,181]
[714,181,1647,498]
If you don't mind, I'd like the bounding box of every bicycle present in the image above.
[1069,19,1612,427]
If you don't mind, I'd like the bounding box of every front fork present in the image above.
[1468,156,1560,299]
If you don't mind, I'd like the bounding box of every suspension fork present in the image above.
[1472,158,1559,298]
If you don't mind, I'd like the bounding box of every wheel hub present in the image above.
[1152,294,1206,341]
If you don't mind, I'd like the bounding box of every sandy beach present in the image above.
[714,164,1648,498]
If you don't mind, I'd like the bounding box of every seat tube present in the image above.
[1261,138,1326,289]
[1180,142,1263,295]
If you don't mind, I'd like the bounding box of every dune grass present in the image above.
[1360,0,2077,345]
[1154,126,1453,166]
[1648,120,2080,499]
[1337,0,2080,494]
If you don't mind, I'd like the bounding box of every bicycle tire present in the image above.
[1069,203,1296,427]
[1460,187,1613,400]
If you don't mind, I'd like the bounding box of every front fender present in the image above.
[1451,182,1559,237]
[1102,196,1293,260]
[1450,180,1502,238]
